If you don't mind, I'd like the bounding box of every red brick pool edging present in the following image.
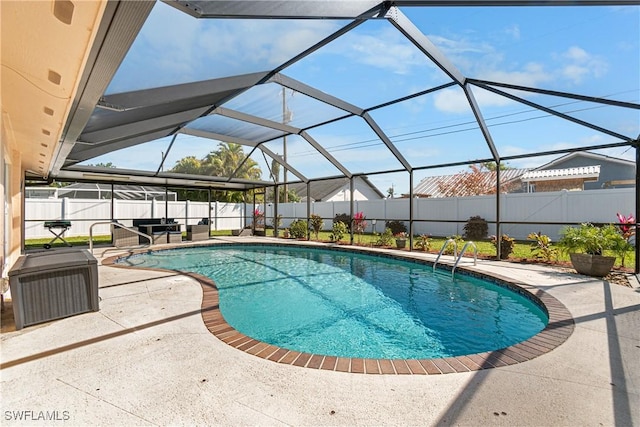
[102,243,575,375]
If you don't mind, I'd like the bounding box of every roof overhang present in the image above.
[521,166,601,183]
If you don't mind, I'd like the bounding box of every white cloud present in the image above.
[480,62,552,87]
[558,46,608,84]
[504,24,521,40]
[433,85,518,114]
[333,27,434,75]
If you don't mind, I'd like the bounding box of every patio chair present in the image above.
[111,223,140,247]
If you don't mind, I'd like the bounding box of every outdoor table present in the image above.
[139,223,182,244]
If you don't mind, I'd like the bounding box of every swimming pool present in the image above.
[117,244,548,360]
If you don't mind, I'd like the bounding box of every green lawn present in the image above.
[25,230,635,270]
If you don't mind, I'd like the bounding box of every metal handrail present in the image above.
[452,241,477,278]
[89,221,152,254]
[433,238,458,272]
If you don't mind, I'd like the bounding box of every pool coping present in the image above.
[102,241,575,375]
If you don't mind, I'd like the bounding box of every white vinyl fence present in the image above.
[25,188,634,242]
[25,199,245,239]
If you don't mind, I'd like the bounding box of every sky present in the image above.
[88,2,640,195]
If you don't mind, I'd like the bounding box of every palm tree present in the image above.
[203,143,261,180]
[170,156,202,175]
[171,142,262,202]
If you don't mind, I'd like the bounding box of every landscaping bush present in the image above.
[444,234,464,255]
[463,216,488,240]
[334,213,351,231]
[414,234,431,252]
[289,219,308,239]
[330,221,348,242]
[309,214,324,240]
[491,234,515,259]
[527,231,557,262]
[375,228,394,246]
[385,220,407,236]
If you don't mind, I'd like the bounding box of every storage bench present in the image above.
[8,250,99,330]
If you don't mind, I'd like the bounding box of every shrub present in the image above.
[353,211,367,234]
[253,208,265,228]
[463,216,488,240]
[444,234,464,255]
[309,214,324,240]
[334,213,351,231]
[491,234,515,259]
[414,234,431,252]
[375,228,394,246]
[527,231,557,262]
[329,221,348,242]
[289,219,308,239]
[385,220,407,236]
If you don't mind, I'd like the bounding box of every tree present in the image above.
[266,187,301,203]
[170,156,202,175]
[482,161,511,171]
[437,163,518,197]
[387,186,395,198]
[270,158,281,182]
[202,142,261,181]
[169,142,262,202]
[87,162,116,168]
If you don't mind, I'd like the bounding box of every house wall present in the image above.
[324,178,382,201]
[543,155,635,190]
[534,178,588,192]
[1,116,24,277]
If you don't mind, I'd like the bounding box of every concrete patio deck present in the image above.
[1,237,639,426]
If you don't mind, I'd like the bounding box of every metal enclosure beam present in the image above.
[165,0,633,20]
[179,128,308,183]
[385,6,465,85]
[473,82,635,142]
[362,112,413,172]
[463,85,500,162]
[269,74,365,116]
[468,79,640,110]
[165,0,386,19]
[214,107,299,134]
[180,128,259,148]
[299,132,352,178]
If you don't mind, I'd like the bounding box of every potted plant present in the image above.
[395,232,407,249]
[557,223,627,277]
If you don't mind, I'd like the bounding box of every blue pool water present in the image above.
[120,245,548,359]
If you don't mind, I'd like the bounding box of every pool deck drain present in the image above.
[103,241,574,374]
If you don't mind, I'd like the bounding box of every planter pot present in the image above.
[254,229,266,237]
[395,239,406,249]
[569,253,616,277]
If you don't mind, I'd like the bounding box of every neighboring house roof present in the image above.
[57,183,177,200]
[413,168,528,198]
[521,165,600,182]
[535,151,635,170]
[286,176,384,201]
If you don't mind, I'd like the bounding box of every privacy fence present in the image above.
[25,188,634,242]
